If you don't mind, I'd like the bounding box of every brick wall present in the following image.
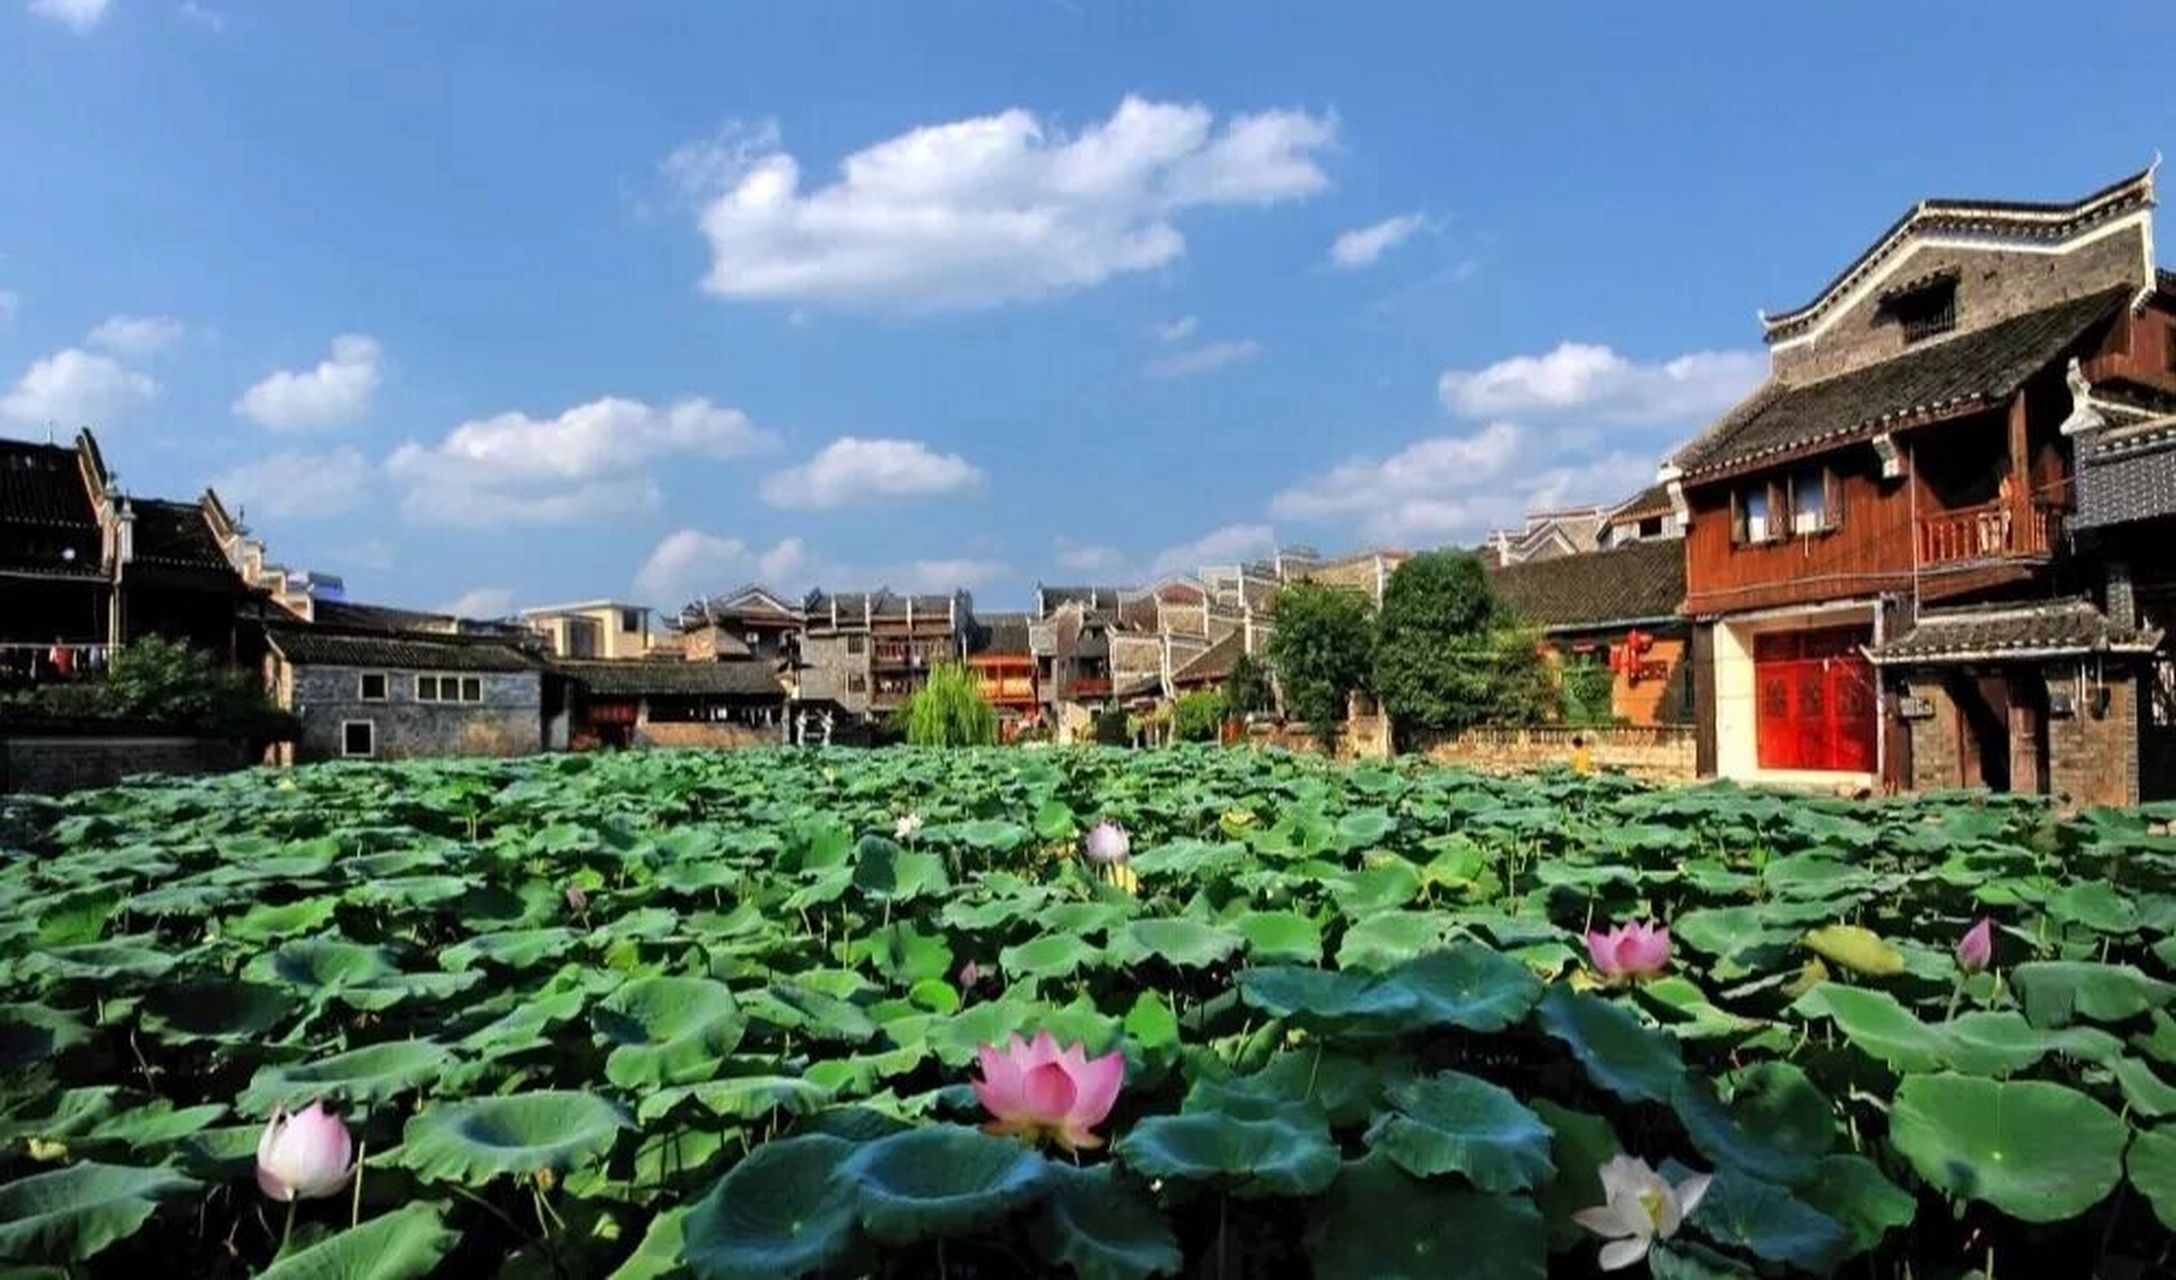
[2,733,246,795]
[1900,676,1961,792]
[1772,225,2149,384]
[290,664,541,763]
[2045,663,2140,808]
[798,633,869,715]
[1418,725,1697,781]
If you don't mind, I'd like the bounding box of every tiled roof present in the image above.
[0,439,94,528]
[1040,585,1127,614]
[1171,630,1244,687]
[1486,538,1686,632]
[266,625,540,672]
[130,499,230,572]
[1678,288,2130,480]
[1867,598,2163,664]
[310,599,528,637]
[969,611,1033,656]
[552,658,784,697]
[1608,482,1674,520]
[2073,409,2176,530]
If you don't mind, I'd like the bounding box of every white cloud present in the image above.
[760,437,983,510]
[0,348,157,426]
[1055,540,1130,575]
[177,1,223,29]
[87,314,184,358]
[1329,211,1430,269]
[1438,341,1764,426]
[633,528,1003,606]
[1151,316,1198,344]
[234,334,382,431]
[1145,339,1260,380]
[27,0,108,32]
[210,447,372,520]
[1149,522,1277,576]
[444,587,516,620]
[660,118,783,205]
[687,96,1335,311]
[389,395,778,527]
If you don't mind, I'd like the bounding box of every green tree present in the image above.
[1266,582,1375,747]
[1374,551,1557,736]
[1224,653,1271,717]
[1558,652,1617,726]
[3,635,281,737]
[1172,689,1228,742]
[902,662,998,747]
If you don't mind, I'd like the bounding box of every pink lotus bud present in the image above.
[1956,918,1993,974]
[565,884,589,912]
[972,1031,1125,1152]
[1586,921,1671,984]
[255,1101,355,1201]
[1082,822,1130,866]
[958,960,982,989]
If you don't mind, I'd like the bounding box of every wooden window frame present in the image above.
[1788,465,1842,536]
[340,719,376,758]
[415,674,439,702]
[357,671,388,702]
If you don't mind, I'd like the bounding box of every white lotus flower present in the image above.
[894,813,924,840]
[1573,1155,1712,1271]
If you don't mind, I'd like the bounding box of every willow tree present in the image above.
[903,662,999,747]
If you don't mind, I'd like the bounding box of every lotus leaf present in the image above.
[396,1091,630,1182]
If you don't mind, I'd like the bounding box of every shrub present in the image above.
[1224,653,1271,717]
[0,635,284,738]
[1267,583,1375,748]
[1172,690,1227,742]
[901,663,998,747]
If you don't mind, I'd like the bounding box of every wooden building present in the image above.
[965,612,1039,735]
[1672,167,2176,800]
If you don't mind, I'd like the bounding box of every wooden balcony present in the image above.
[975,677,1037,701]
[1916,499,2061,566]
[1066,676,1113,699]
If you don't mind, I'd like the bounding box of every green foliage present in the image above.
[1267,582,1375,746]
[1,749,2172,1274]
[1223,653,1272,717]
[1373,551,1556,735]
[1557,653,1616,726]
[901,662,998,747]
[1171,690,1227,742]
[1,635,284,738]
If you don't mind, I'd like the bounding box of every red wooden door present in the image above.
[1754,628,1877,773]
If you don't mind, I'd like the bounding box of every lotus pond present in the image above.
[1,747,2175,1278]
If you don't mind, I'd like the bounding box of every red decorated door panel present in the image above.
[1753,627,1876,773]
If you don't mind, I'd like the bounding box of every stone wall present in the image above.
[2044,664,2140,809]
[634,721,778,751]
[798,633,870,715]
[290,664,541,763]
[1899,675,1963,794]
[2,731,246,795]
[1419,725,1698,782]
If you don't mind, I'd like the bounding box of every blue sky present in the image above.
[3,1,2172,616]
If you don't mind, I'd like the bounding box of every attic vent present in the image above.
[1882,274,1958,344]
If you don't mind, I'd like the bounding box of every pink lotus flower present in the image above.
[972,1031,1124,1152]
[1586,921,1671,984]
[1083,822,1130,866]
[255,1101,355,1201]
[1956,918,1993,973]
[565,884,589,912]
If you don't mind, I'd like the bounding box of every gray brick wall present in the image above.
[291,663,541,763]
[798,633,870,715]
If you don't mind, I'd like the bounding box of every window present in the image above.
[341,720,375,758]
[1733,484,1776,544]
[847,673,867,693]
[417,674,483,704]
[620,608,642,633]
[846,634,866,655]
[1886,279,1957,344]
[1789,466,1838,535]
[1637,515,1664,539]
[358,672,387,701]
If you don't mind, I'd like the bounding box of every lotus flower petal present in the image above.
[1587,923,1670,983]
[1083,822,1130,866]
[971,1031,1125,1152]
[256,1100,355,1201]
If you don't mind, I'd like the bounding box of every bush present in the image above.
[1092,709,1130,745]
[1172,690,1227,742]
[0,635,284,738]
[901,663,998,747]
[1267,583,1375,748]
[1374,551,1558,735]
[1559,653,1617,726]
[1224,653,1271,718]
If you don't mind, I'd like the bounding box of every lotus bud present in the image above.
[255,1101,355,1202]
[565,884,588,912]
[1956,918,1993,974]
[1082,821,1130,867]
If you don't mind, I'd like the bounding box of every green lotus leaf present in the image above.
[127,882,240,918]
[239,1039,454,1116]
[1669,1077,1815,1188]
[608,1205,686,1280]
[1528,1100,1622,1248]
[345,875,472,910]
[1789,984,1946,1072]
[2130,1125,2176,1232]
[653,858,742,896]
[246,936,400,993]
[1032,800,1079,843]
[637,1076,833,1124]
[1364,1070,1556,1192]
[681,1134,858,1280]
[594,976,746,1089]
[746,982,877,1045]
[455,987,588,1060]
[1305,1151,1545,1280]
[221,896,339,944]
[0,1162,197,1263]
[1333,809,1397,850]
[1000,933,1100,983]
[1383,943,1544,1033]
[255,1202,458,1280]
[1669,1161,1850,1273]
[1649,1240,1760,1278]
[852,839,950,902]
[1888,1073,2125,1223]
[1115,1102,1339,1199]
[1121,990,1179,1057]
[2047,880,2140,933]
[1328,863,1423,915]
[0,1005,91,1069]
[951,819,1029,852]
[1795,1153,1916,1257]
[1801,925,1905,977]
[1336,911,1456,972]
[840,1125,1048,1244]
[81,1101,227,1150]
[440,928,579,972]
[172,1123,266,1180]
[1032,1162,1181,1280]
[1533,987,1685,1105]
[1110,918,1243,969]
[2011,962,2176,1028]
[2111,1054,2176,1116]
[851,922,953,986]
[19,939,177,985]
[1230,910,1323,965]
[139,979,297,1045]
[396,1091,630,1182]
[34,885,122,946]
[1130,838,1249,881]
[1235,966,1416,1033]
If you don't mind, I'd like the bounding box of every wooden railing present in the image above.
[1917,499,2061,565]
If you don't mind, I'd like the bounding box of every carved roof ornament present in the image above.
[2059,356,2107,437]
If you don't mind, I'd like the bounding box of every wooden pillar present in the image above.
[2007,391,2032,543]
